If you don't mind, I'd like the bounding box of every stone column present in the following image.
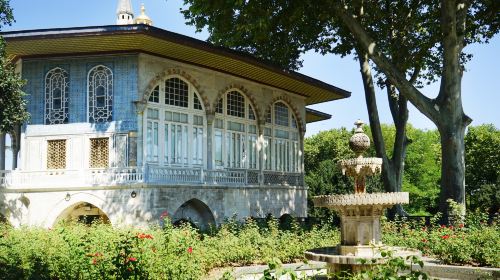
[0,132,5,171]
[258,120,266,185]
[11,124,21,170]
[133,101,147,168]
[300,128,306,186]
[206,112,215,170]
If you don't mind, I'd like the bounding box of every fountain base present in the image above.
[305,245,421,273]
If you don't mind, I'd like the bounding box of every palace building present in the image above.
[0,0,349,228]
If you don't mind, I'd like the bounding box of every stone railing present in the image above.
[0,166,303,189]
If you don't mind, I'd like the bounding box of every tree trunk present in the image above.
[438,122,467,222]
[358,51,408,217]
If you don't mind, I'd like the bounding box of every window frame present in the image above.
[264,101,301,173]
[144,75,206,168]
[87,65,113,123]
[45,67,70,125]
[213,89,258,170]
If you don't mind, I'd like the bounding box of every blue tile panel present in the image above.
[22,55,138,132]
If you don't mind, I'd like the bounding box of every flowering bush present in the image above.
[0,218,337,279]
[382,212,499,267]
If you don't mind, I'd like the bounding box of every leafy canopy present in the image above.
[0,0,28,133]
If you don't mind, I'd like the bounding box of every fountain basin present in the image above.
[313,192,409,208]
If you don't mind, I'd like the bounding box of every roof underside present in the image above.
[2,25,350,107]
[305,108,332,123]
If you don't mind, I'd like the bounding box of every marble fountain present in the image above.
[305,120,420,272]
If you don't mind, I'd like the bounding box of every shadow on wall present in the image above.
[172,198,216,230]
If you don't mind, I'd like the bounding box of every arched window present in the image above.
[214,90,258,169]
[45,68,69,124]
[145,77,205,166]
[88,65,113,123]
[264,102,300,173]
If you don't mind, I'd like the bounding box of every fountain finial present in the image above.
[349,119,370,158]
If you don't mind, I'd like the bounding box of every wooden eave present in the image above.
[305,108,332,123]
[2,24,350,106]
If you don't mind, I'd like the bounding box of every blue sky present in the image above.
[2,0,499,137]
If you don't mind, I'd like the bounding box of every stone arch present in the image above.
[213,84,261,121]
[264,96,305,134]
[141,68,210,112]
[44,192,111,227]
[172,198,216,230]
[53,201,111,226]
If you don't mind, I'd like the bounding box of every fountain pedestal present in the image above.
[305,120,420,272]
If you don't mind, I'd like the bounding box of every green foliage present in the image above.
[304,125,441,215]
[382,213,500,267]
[465,124,500,213]
[0,0,29,133]
[0,219,338,280]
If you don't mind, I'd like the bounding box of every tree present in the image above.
[181,0,499,220]
[464,124,500,214]
[0,0,28,169]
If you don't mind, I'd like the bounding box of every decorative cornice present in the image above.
[264,95,305,134]
[214,84,260,120]
[141,68,210,113]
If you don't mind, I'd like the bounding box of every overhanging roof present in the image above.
[306,108,331,123]
[1,24,350,105]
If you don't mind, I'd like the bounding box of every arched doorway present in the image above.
[172,199,215,230]
[0,213,7,224]
[54,202,110,226]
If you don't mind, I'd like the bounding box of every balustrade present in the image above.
[0,166,303,189]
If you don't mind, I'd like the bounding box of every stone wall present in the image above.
[0,185,307,228]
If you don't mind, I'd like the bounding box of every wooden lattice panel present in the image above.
[90,138,109,168]
[47,140,66,169]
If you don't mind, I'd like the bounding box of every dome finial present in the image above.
[116,0,134,25]
[134,3,153,26]
[349,119,370,158]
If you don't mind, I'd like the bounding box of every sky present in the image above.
[2,0,499,139]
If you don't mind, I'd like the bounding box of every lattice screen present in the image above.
[90,138,109,168]
[47,140,66,169]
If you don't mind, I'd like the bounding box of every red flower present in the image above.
[449,225,454,230]
[128,257,137,262]
[187,247,193,254]
[137,233,154,239]
[459,224,464,228]
[440,224,446,229]
[421,239,428,243]
[160,211,169,219]
[441,235,450,240]
[421,226,427,232]
[94,252,102,257]
[92,258,97,265]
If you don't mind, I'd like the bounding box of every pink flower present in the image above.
[128,257,137,262]
[440,224,446,229]
[187,247,193,254]
[449,225,454,230]
[459,224,464,228]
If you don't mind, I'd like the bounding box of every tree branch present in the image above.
[358,50,388,165]
[333,2,438,122]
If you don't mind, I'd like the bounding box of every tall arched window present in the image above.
[145,77,205,166]
[45,67,69,124]
[214,90,258,169]
[88,65,113,123]
[264,102,300,173]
